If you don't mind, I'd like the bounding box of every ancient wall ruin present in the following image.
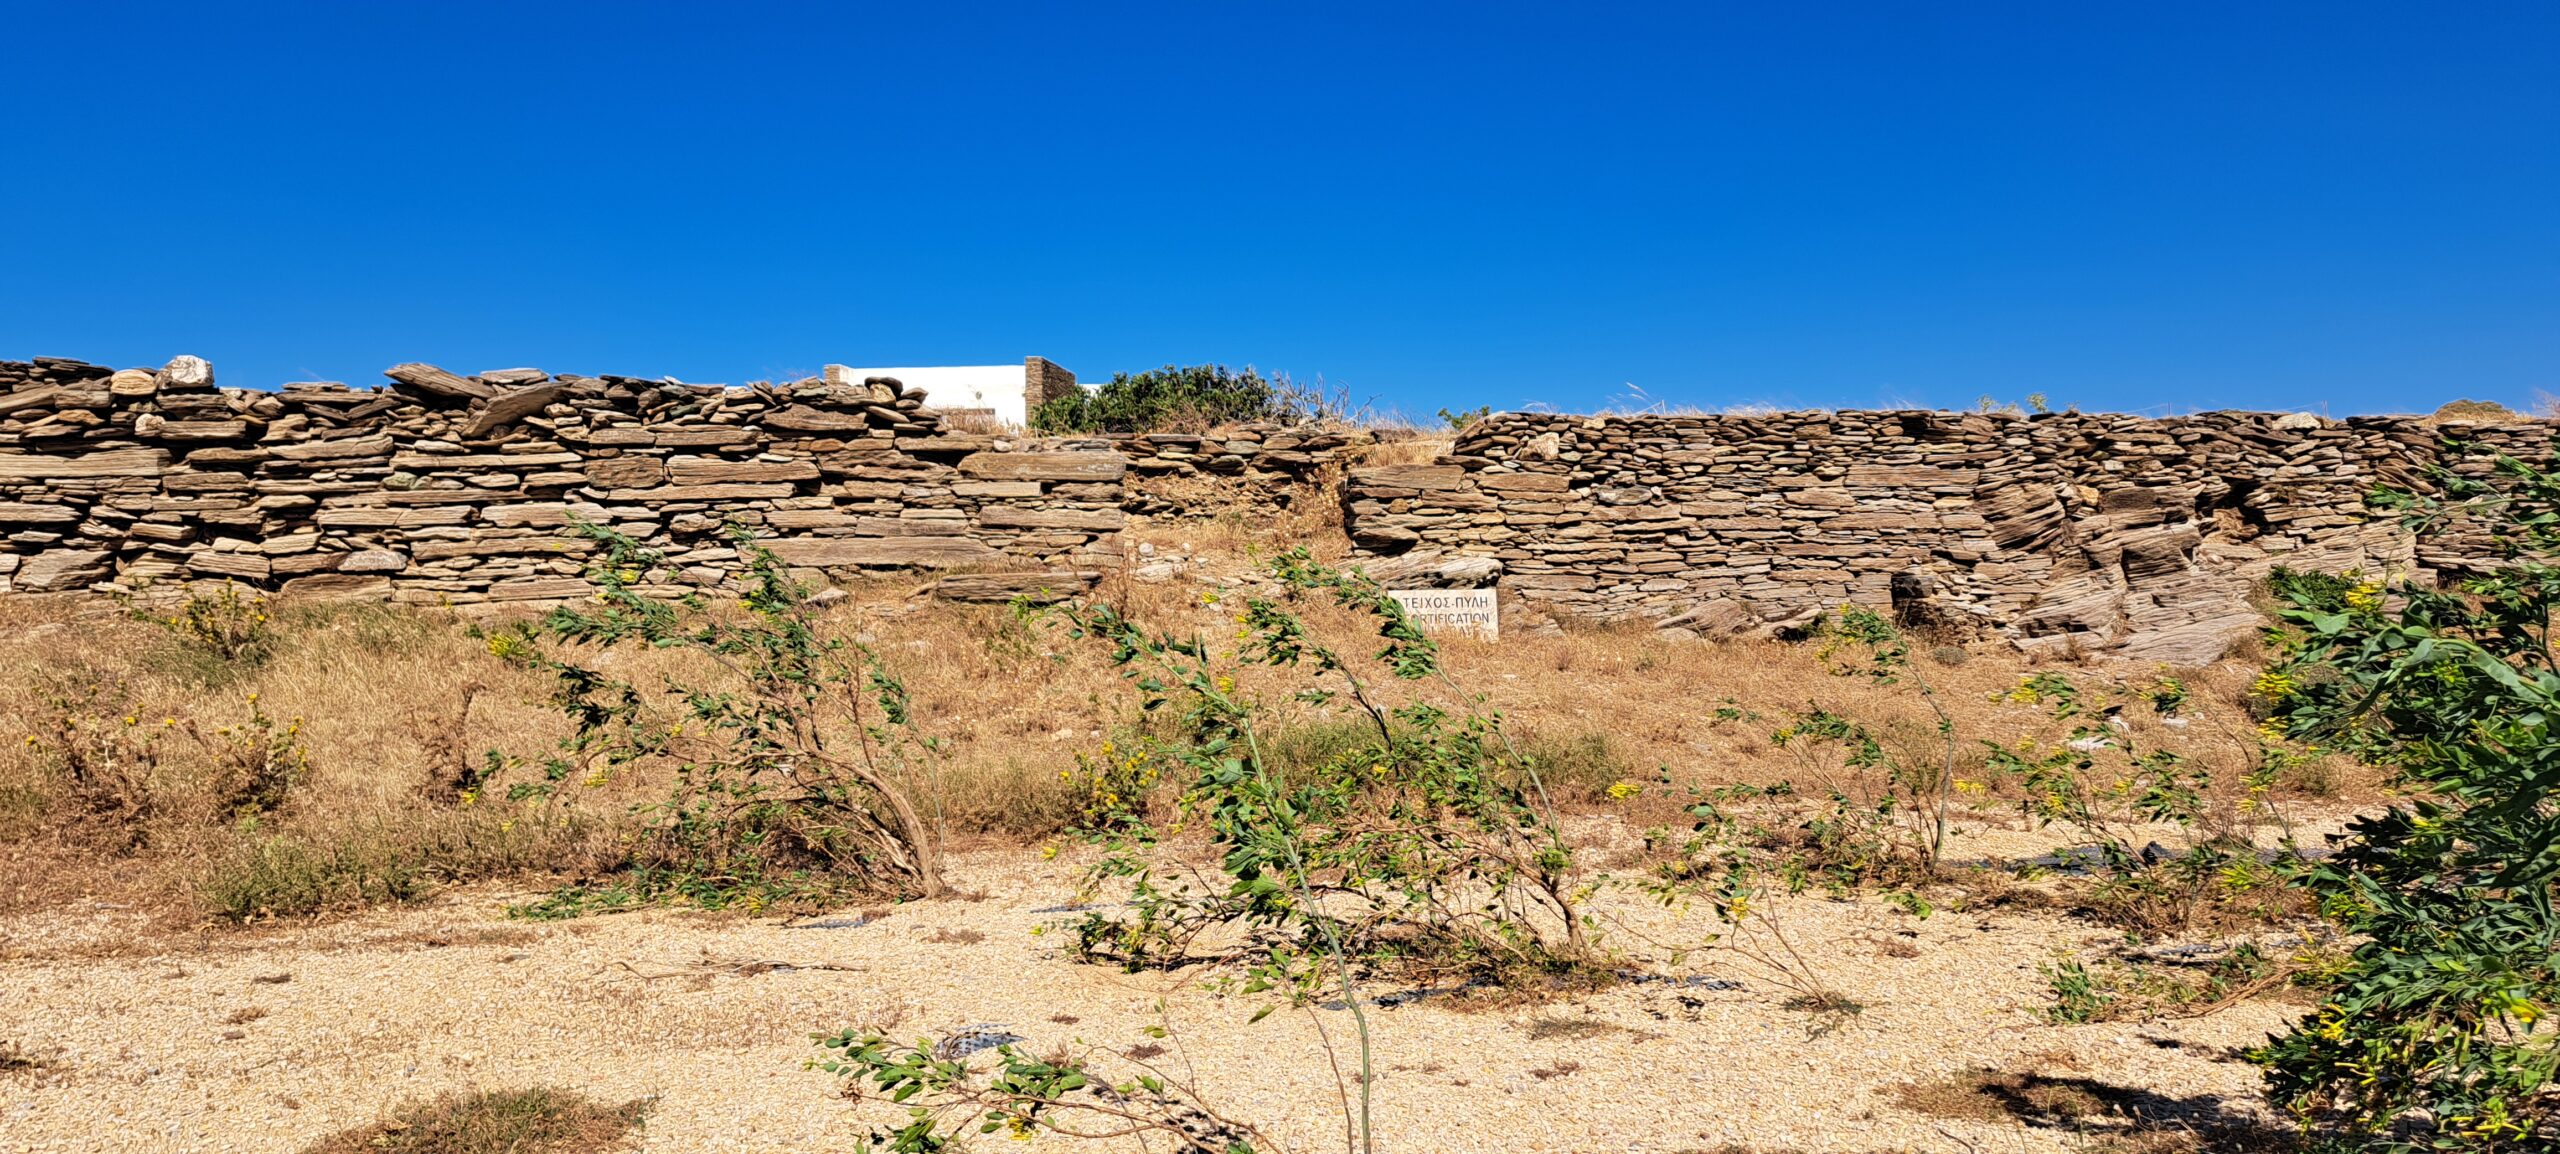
[1343,409,2556,664]
[0,356,1138,603]
[10,352,2550,665]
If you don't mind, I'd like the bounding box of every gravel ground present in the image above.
[0,840,2304,1154]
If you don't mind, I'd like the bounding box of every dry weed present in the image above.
[1891,1052,2299,1153]
[300,1088,649,1154]
[0,1039,50,1073]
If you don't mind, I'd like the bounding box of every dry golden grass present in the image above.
[931,407,1015,436]
[2,572,2354,917]
[1355,433,1452,467]
[300,1088,647,1154]
[0,489,2363,935]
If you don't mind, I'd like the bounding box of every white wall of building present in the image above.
[837,364,1030,428]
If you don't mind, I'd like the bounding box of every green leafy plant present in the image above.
[1436,405,1492,431]
[2038,944,2315,1026]
[1046,551,1592,988]
[813,1028,1272,1153]
[1765,607,1963,875]
[1984,671,2315,937]
[2041,958,2118,1024]
[1034,550,1601,1152]
[2247,454,2560,1151]
[201,830,432,921]
[1031,364,1311,433]
[485,520,950,914]
[2141,674,2190,717]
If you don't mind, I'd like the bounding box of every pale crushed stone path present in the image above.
[0,847,2294,1154]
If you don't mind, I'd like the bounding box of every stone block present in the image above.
[959,452,1126,482]
[762,536,1006,568]
[974,506,1126,531]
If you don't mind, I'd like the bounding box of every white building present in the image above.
[825,356,1078,430]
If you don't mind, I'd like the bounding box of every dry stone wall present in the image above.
[12,348,2549,664]
[1344,409,2558,664]
[0,356,1127,602]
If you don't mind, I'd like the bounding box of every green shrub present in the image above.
[812,1031,1273,1153]
[1030,363,1306,433]
[2248,455,2560,1150]
[2262,566,2364,615]
[201,833,428,921]
[1046,552,1594,988]
[2040,958,2117,1024]
[483,520,950,914]
[1438,405,1492,431]
[1027,551,1607,1153]
[201,807,594,922]
[1257,714,1624,801]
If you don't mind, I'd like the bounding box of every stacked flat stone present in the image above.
[1343,409,2557,664]
[0,357,1126,603]
[1096,422,1390,516]
[1096,423,1369,482]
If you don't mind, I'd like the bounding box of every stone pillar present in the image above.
[1024,356,1078,412]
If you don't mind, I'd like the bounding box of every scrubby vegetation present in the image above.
[1638,605,2325,952]
[815,1028,1274,1153]
[2245,456,2560,1151]
[1048,552,1601,993]
[483,521,952,917]
[8,469,2510,1153]
[1031,363,1317,433]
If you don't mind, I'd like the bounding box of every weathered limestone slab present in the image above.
[384,362,494,400]
[762,536,1006,568]
[666,457,821,485]
[14,548,112,591]
[975,506,1127,531]
[461,383,569,437]
[958,452,1126,481]
[0,448,168,479]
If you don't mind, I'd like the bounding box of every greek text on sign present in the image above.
[1388,588,1498,639]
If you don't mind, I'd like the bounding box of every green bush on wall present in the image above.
[1031,363,1306,433]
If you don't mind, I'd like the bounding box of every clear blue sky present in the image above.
[3,2,2553,417]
